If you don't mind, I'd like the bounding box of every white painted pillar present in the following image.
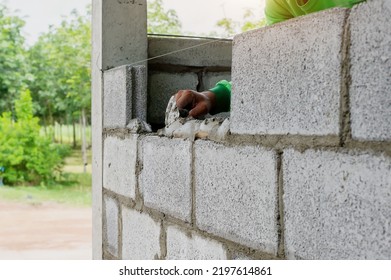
[92,0,147,259]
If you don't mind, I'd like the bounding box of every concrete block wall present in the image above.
[100,0,391,260]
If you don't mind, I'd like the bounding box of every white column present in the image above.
[92,0,147,259]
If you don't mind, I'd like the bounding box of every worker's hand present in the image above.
[175,90,216,118]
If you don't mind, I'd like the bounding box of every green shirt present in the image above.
[209,0,365,114]
[265,0,365,25]
[209,80,232,115]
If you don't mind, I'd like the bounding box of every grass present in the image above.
[63,148,92,173]
[0,149,92,207]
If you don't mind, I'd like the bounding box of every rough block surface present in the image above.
[139,137,192,221]
[283,149,391,259]
[195,141,278,254]
[103,65,132,128]
[148,72,198,124]
[166,226,227,260]
[103,135,137,199]
[349,0,391,141]
[104,65,148,127]
[231,9,348,136]
[103,196,119,257]
[131,66,148,121]
[122,207,161,260]
[102,0,147,69]
[148,37,232,67]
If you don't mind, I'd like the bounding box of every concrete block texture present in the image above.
[148,72,198,124]
[230,8,348,136]
[166,226,227,260]
[139,136,192,221]
[103,65,147,128]
[103,135,138,199]
[102,0,147,69]
[122,207,161,260]
[349,0,391,141]
[103,65,132,128]
[148,37,232,67]
[131,66,148,121]
[195,141,279,254]
[283,149,391,259]
[103,196,119,257]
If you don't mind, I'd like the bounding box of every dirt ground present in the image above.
[0,201,92,260]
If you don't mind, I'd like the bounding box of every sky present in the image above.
[3,0,266,45]
[3,0,92,45]
[164,0,265,35]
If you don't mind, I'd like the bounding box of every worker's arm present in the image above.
[175,80,231,118]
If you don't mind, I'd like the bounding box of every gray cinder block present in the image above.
[122,207,161,260]
[148,72,198,124]
[103,135,138,199]
[103,65,147,128]
[166,226,227,260]
[349,0,391,141]
[230,9,348,136]
[283,149,391,259]
[194,141,278,254]
[131,66,148,121]
[103,196,119,257]
[139,136,192,221]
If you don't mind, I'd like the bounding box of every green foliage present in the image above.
[147,0,182,34]
[0,90,70,185]
[3,1,183,131]
[28,9,91,126]
[241,10,267,32]
[0,147,91,206]
[215,8,266,37]
[0,4,29,114]
[215,17,237,37]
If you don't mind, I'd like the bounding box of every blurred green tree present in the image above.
[147,0,182,34]
[0,90,68,185]
[215,8,266,37]
[0,4,29,115]
[28,9,91,131]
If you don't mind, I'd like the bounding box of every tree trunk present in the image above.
[60,121,63,144]
[72,120,77,148]
[81,108,88,173]
[47,103,55,142]
[67,115,72,146]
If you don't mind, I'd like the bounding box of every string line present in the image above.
[102,34,234,98]
[128,34,234,66]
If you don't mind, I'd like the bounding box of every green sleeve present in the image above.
[208,80,231,114]
[265,0,366,26]
[298,0,364,13]
[265,0,296,25]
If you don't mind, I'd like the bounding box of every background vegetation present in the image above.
[0,2,92,198]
